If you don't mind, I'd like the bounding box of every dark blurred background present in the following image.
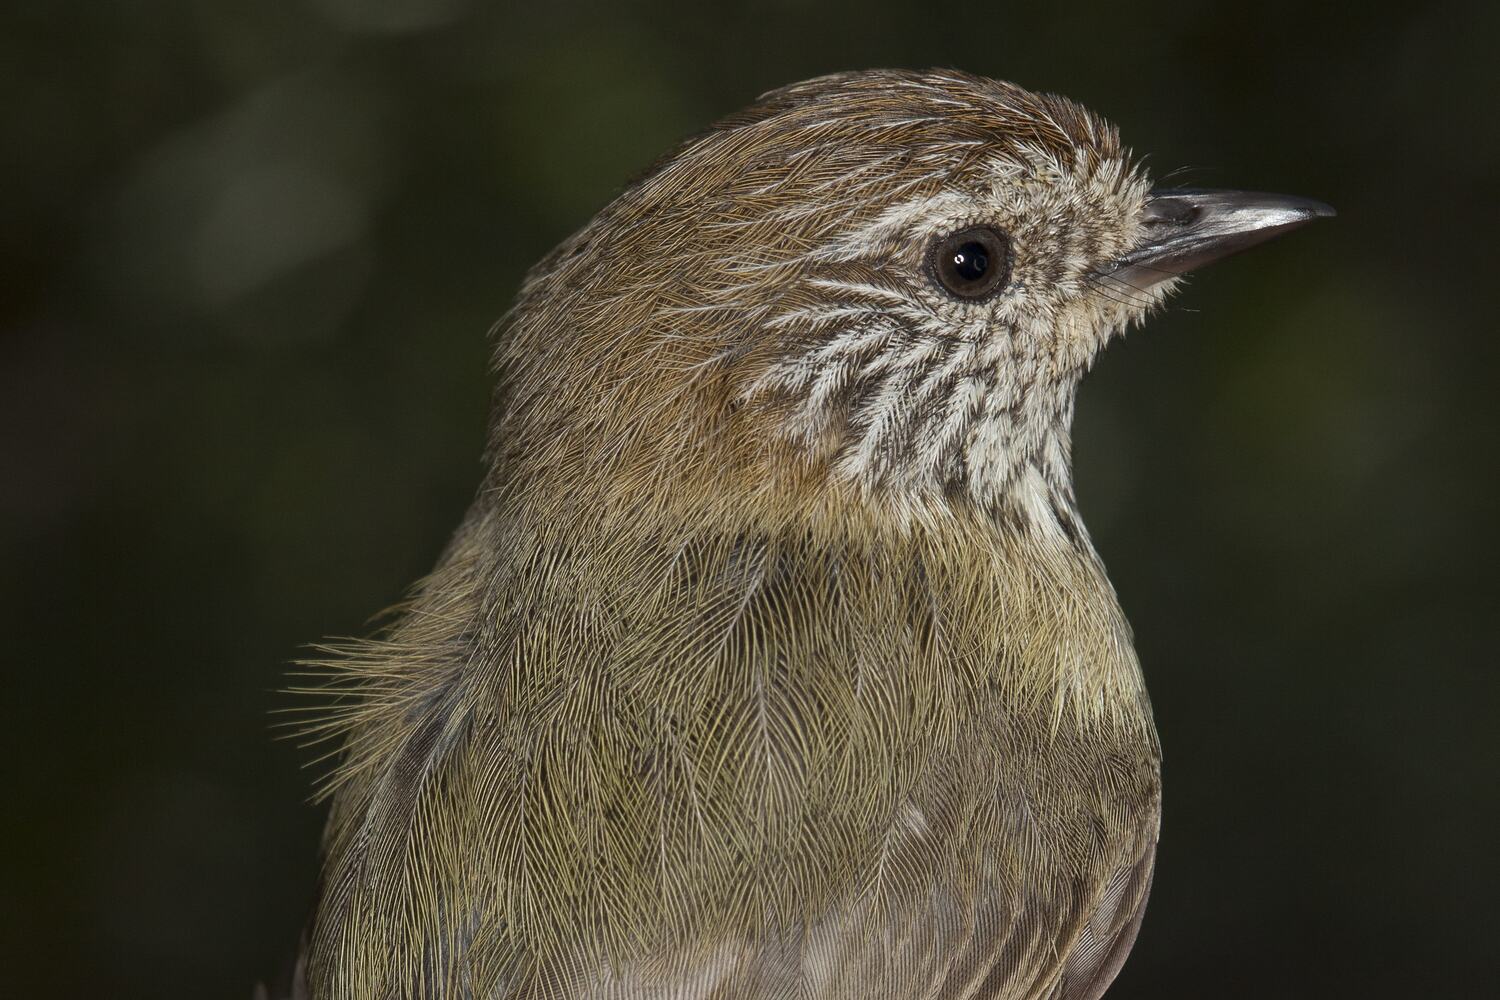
[3,1,1495,997]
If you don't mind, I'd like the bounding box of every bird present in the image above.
[287,68,1332,1000]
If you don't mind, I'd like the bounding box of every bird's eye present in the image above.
[929,226,1012,300]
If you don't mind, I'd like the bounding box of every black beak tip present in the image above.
[1291,195,1337,221]
[1270,194,1336,236]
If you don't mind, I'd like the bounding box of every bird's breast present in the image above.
[307,514,1162,1000]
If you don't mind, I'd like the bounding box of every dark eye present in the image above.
[929,225,1012,300]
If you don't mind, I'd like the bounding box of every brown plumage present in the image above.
[289,69,1330,1000]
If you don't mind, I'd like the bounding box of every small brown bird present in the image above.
[292,69,1331,1000]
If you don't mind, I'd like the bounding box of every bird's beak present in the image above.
[1105,188,1335,289]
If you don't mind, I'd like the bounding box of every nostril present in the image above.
[1142,198,1199,227]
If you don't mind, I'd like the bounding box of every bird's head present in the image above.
[492,69,1329,536]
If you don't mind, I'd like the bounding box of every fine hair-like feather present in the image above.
[294,69,1167,1000]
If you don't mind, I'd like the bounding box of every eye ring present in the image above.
[928,225,1012,300]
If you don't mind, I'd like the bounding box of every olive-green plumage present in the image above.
[291,68,1327,1000]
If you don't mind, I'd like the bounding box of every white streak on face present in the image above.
[818,191,973,262]
[768,304,873,332]
[740,152,1168,516]
[804,279,909,309]
[807,351,857,411]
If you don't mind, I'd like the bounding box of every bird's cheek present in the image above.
[1049,301,1115,369]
